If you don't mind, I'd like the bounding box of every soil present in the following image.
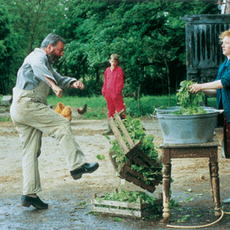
[1,106,230,230]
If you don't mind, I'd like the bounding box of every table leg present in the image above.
[208,161,214,202]
[162,162,171,222]
[210,159,221,216]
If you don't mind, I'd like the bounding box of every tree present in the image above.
[60,0,218,103]
[1,0,69,94]
[0,0,220,98]
[3,0,67,55]
[0,5,18,94]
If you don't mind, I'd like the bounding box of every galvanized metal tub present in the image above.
[156,107,221,144]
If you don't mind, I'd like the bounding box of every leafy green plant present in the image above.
[177,214,191,223]
[97,189,157,205]
[114,217,123,222]
[96,154,105,160]
[174,80,207,115]
[169,199,179,208]
[0,117,11,122]
[183,197,194,203]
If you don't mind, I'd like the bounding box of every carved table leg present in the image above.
[210,156,221,217]
[162,162,171,222]
[208,161,214,202]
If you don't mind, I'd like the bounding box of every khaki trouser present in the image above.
[10,82,86,195]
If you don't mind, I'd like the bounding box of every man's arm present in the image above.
[44,76,63,97]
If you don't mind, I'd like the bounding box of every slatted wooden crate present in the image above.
[91,191,162,218]
[108,111,162,193]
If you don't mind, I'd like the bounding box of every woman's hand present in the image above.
[72,81,85,90]
[189,84,202,93]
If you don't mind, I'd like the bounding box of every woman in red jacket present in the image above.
[102,54,126,134]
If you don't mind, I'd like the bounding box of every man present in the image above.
[102,54,126,135]
[10,33,99,209]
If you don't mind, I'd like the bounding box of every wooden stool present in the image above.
[160,140,221,223]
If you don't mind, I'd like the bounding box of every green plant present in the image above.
[96,154,105,160]
[183,197,194,203]
[0,117,11,122]
[177,214,191,223]
[114,217,123,222]
[174,80,206,115]
[169,199,179,208]
[97,189,157,205]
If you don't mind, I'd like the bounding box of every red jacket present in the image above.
[102,66,124,98]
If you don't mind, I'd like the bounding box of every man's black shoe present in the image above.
[21,195,48,209]
[70,162,99,180]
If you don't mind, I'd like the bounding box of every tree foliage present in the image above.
[3,0,67,55]
[59,0,218,99]
[0,5,18,94]
[0,0,219,98]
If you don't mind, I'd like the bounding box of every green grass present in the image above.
[47,95,217,119]
[47,95,108,119]
[47,95,179,119]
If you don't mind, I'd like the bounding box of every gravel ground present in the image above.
[1,106,230,229]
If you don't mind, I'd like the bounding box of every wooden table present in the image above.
[160,140,221,223]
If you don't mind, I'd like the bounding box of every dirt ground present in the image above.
[1,106,230,230]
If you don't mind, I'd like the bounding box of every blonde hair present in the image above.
[110,54,119,61]
[220,29,230,42]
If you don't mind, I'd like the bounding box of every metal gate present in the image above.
[181,14,230,82]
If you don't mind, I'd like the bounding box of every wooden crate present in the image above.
[91,192,162,218]
[108,111,162,193]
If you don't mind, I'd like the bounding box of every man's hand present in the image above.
[52,85,63,97]
[72,81,84,90]
[43,76,63,98]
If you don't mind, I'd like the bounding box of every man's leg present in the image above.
[13,122,48,209]
[14,123,42,195]
[21,102,98,177]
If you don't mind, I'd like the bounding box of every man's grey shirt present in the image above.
[16,48,77,90]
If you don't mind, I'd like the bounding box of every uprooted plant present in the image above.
[174,80,207,115]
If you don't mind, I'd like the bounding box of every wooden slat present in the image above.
[118,109,126,118]
[125,142,152,169]
[120,164,160,188]
[114,113,134,148]
[109,151,119,171]
[108,117,129,153]
[91,206,142,218]
[120,164,146,181]
[91,199,141,209]
[119,170,156,193]
[133,146,160,168]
